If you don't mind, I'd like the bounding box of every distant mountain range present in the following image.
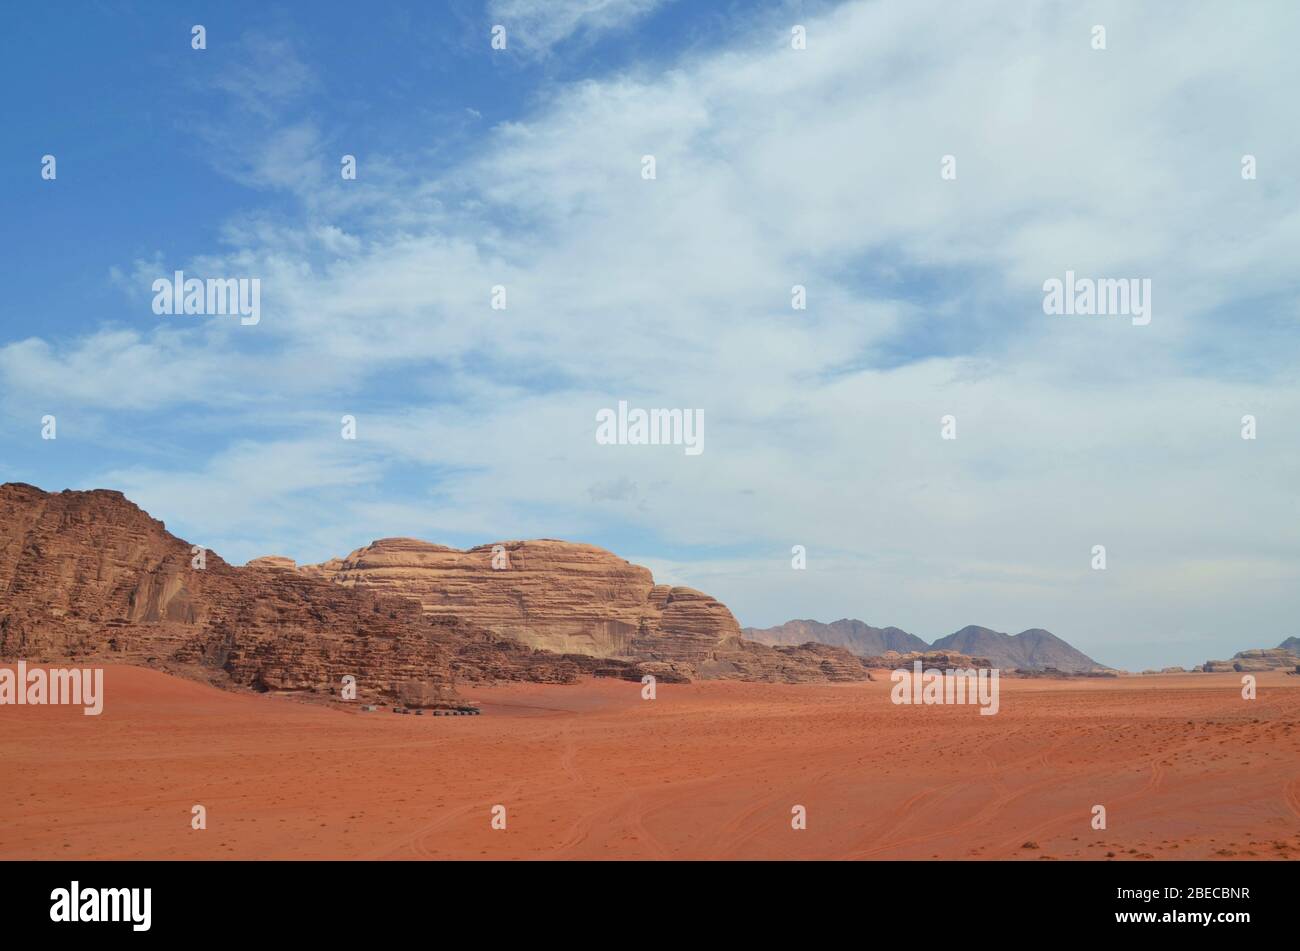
[739,618,929,656]
[743,619,1105,672]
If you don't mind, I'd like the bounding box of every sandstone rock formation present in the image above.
[0,483,474,704]
[299,537,741,664]
[859,650,993,670]
[0,484,870,700]
[1202,646,1300,673]
[700,640,874,683]
[296,538,871,683]
[244,555,298,571]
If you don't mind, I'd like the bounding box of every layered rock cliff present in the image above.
[1201,645,1300,673]
[303,537,740,663]
[292,538,868,682]
[0,483,469,703]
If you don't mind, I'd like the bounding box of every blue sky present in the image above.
[2,1,1298,670]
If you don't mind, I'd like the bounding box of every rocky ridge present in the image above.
[745,619,1109,672]
[0,484,871,703]
[1201,643,1300,673]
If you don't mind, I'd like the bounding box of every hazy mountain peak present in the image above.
[746,618,1104,671]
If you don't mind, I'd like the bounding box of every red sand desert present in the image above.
[2,665,1298,860]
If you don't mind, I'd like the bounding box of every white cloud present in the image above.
[0,330,234,413]
[97,437,390,564]
[209,34,318,117]
[488,0,672,57]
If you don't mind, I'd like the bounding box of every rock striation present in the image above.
[1202,644,1300,673]
[301,538,740,663]
[297,538,872,683]
[0,483,475,704]
[859,650,993,670]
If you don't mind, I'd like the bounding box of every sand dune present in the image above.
[2,666,1297,860]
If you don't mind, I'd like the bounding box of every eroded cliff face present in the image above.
[0,484,871,694]
[0,485,461,703]
[1203,647,1300,673]
[305,538,743,664]
[297,538,868,683]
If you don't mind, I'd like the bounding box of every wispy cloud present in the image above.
[209,34,318,117]
[488,0,674,57]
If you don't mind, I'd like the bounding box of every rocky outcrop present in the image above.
[0,484,870,697]
[1202,646,1300,673]
[0,484,691,701]
[859,650,993,670]
[244,555,298,572]
[0,484,480,704]
[700,639,873,682]
[300,539,871,681]
[858,649,1119,679]
[300,538,744,667]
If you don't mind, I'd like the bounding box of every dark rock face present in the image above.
[0,483,465,703]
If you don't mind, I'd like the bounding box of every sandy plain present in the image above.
[2,666,1298,860]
